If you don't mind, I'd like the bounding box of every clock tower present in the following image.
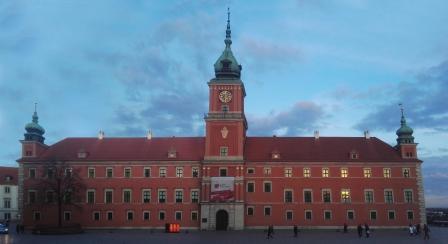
[201,9,246,230]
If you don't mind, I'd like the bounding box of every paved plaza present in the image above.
[1,224,447,244]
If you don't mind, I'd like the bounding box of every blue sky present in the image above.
[0,0,447,207]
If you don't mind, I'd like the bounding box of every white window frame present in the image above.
[246,181,255,193]
[142,189,151,203]
[303,167,311,178]
[123,189,132,203]
[143,211,150,221]
[159,167,167,177]
[263,181,272,193]
[144,167,151,178]
[284,168,292,177]
[104,189,113,204]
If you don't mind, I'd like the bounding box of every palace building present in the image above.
[17,12,425,230]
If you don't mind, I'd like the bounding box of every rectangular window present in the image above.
[29,168,36,179]
[304,190,312,203]
[105,189,113,204]
[284,190,293,203]
[219,168,227,177]
[247,168,255,174]
[264,206,271,216]
[175,211,182,220]
[286,210,293,220]
[46,191,54,203]
[324,210,332,220]
[220,146,228,156]
[264,182,272,193]
[64,211,71,221]
[363,168,371,178]
[107,211,113,221]
[88,167,95,178]
[305,210,312,220]
[175,190,183,203]
[384,190,394,204]
[47,168,54,179]
[127,211,134,221]
[159,211,165,220]
[322,189,331,203]
[388,210,395,220]
[403,168,410,178]
[341,189,351,203]
[176,167,183,178]
[143,211,150,221]
[106,167,113,178]
[303,168,311,178]
[93,211,100,221]
[159,167,167,177]
[347,210,355,220]
[191,190,199,203]
[247,207,254,216]
[404,190,413,203]
[65,168,72,178]
[407,211,414,220]
[247,182,255,193]
[264,167,271,175]
[322,168,329,177]
[365,190,374,203]
[124,167,132,178]
[340,168,348,178]
[123,189,132,203]
[33,211,41,221]
[29,191,37,204]
[143,190,151,203]
[3,198,11,208]
[87,190,95,204]
[370,210,377,220]
[192,167,199,177]
[144,167,151,178]
[383,168,391,178]
[284,168,292,177]
[158,189,166,203]
[191,211,198,221]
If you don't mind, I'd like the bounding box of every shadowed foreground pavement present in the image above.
[1,224,447,244]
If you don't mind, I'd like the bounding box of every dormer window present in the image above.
[77,149,88,159]
[5,176,12,182]
[168,149,177,159]
[220,147,228,157]
[350,150,359,159]
[271,151,280,159]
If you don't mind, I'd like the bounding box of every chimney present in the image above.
[314,130,319,139]
[147,130,152,140]
[364,130,370,139]
[98,130,104,140]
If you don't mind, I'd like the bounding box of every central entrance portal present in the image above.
[216,210,229,230]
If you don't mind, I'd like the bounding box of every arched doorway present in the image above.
[216,210,229,231]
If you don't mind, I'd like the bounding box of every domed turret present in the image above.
[214,8,242,79]
[24,103,45,143]
[396,104,414,145]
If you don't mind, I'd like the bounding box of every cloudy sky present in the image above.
[1,0,447,207]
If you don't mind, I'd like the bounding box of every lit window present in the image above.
[383,168,391,178]
[404,190,413,203]
[88,167,95,178]
[363,168,371,178]
[341,189,351,203]
[322,189,331,203]
[303,168,311,178]
[322,168,329,178]
[364,190,374,203]
[284,168,292,177]
[264,167,271,175]
[384,190,393,203]
[340,168,348,178]
[284,190,293,203]
[176,167,183,178]
[159,167,167,177]
[272,153,280,159]
[124,167,132,178]
[220,147,228,156]
[403,168,410,178]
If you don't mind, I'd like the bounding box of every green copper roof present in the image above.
[396,105,414,145]
[24,104,45,143]
[214,8,241,79]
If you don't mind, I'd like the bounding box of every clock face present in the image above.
[219,90,232,103]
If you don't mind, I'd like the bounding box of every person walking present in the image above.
[364,223,370,238]
[293,225,298,237]
[357,224,363,238]
[423,224,430,240]
[416,223,421,235]
[266,225,271,239]
[343,223,348,233]
[409,224,414,236]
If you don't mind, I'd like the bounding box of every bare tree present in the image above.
[35,161,86,227]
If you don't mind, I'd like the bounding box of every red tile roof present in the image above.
[18,136,418,163]
[0,167,18,185]
[245,137,419,162]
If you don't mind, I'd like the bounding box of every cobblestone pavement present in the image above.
[1,224,447,244]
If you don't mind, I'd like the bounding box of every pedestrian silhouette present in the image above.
[357,224,363,238]
[423,224,430,240]
[293,225,298,237]
[343,223,348,233]
[364,223,370,238]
